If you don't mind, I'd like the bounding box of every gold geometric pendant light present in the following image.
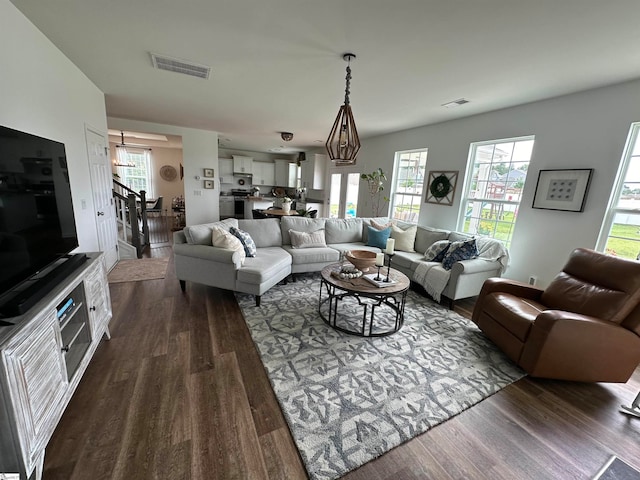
[326,53,361,166]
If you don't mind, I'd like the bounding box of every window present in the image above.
[389,149,427,223]
[116,147,153,197]
[597,123,640,259]
[457,136,534,247]
[328,172,360,218]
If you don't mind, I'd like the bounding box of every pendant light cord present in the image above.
[344,63,352,106]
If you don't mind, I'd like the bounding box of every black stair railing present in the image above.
[112,179,150,258]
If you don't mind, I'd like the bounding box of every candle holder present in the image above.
[384,253,395,282]
[375,265,382,281]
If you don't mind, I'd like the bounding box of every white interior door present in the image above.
[85,126,118,270]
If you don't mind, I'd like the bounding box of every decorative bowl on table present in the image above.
[345,250,377,272]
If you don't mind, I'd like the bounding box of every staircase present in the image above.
[112,179,151,259]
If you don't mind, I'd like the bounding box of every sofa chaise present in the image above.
[173,216,509,306]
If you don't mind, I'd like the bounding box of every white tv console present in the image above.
[0,253,112,480]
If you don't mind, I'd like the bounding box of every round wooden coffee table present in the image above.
[319,263,410,337]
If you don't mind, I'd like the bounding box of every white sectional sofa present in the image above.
[173,216,509,307]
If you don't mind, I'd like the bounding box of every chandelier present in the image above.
[325,53,361,166]
[113,131,136,167]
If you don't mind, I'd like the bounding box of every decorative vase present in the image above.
[281,202,291,213]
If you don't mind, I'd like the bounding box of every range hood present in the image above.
[233,172,253,177]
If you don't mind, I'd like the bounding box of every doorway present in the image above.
[328,170,360,218]
[85,126,118,270]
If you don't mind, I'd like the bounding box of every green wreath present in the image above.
[430,174,451,198]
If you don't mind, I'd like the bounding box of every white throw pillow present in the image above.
[289,229,327,249]
[390,224,417,252]
[211,226,246,263]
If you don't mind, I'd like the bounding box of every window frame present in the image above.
[596,122,640,259]
[456,135,535,247]
[388,148,428,224]
[116,147,154,198]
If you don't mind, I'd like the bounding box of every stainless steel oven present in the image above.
[231,189,250,219]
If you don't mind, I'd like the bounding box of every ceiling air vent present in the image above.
[442,98,470,108]
[150,53,211,79]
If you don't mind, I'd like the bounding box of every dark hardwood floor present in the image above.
[43,238,640,479]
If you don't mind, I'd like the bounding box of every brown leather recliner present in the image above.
[472,247,640,382]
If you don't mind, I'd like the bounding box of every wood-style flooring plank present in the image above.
[187,284,219,373]
[189,352,269,479]
[109,349,189,479]
[259,427,307,480]
[210,289,291,437]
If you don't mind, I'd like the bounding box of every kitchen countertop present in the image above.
[245,196,277,201]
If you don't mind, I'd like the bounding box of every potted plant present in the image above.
[361,168,389,217]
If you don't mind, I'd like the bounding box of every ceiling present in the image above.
[11,0,640,154]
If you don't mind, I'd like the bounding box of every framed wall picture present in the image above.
[532,168,593,212]
[425,171,458,205]
[204,180,214,189]
[203,168,214,178]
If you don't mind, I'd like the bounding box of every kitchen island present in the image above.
[244,196,275,219]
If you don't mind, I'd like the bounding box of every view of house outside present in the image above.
[459,137,535,247]
[390,149,427,223]
[600,123,640,259]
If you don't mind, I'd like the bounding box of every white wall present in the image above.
[0,0,108,252]
[355,79,640,287]
[108,118,218,226]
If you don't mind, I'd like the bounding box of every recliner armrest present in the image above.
[472,277,544,325]
[520,310,640,382]
[477,277,544,301]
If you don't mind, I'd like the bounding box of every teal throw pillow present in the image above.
[424,240,451,262]
[230,226,257,257]
[442,239,478,270]
[366,226,391,249]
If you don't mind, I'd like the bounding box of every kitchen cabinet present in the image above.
[274,159,289,187]
[233,155,253,174]
[219,158,233,183]
[219,196,234,218]
[301,153,327,190]
[252,162,275,186]
[0,253,111,480]
[274,159,298,188]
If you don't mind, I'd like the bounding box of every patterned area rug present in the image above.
[107,257,169,283]
[236,273,525,480]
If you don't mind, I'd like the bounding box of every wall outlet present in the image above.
[528,275,538,286]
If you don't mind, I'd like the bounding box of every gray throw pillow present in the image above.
[424,240,451,262]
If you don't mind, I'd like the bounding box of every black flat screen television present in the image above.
[0,125,82,318]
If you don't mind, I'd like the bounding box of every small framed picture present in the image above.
[203,168,214,178]
[204,180,214,189]
[532,168,593,212]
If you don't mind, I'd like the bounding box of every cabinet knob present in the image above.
[90,306,96,312]
[97,211,104,216]
[61,345,70,353]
